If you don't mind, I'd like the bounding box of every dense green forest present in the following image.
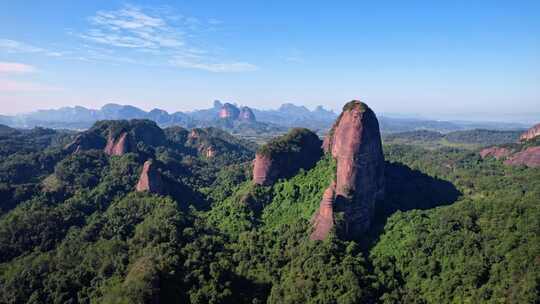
[382,129,523,149]
[0,122,538,303]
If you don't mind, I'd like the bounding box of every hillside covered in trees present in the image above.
[0,117,538,303]
[382,129,524,149]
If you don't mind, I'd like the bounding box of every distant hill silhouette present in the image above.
[0,101,531,133]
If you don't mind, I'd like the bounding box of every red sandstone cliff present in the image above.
[252,154,276,186]
[204,146,217,158]
[504,146,540,168]
[312,100,385,239]
[310,182,336,240]
[218,103,240,120]
[252,128,322,186]
[136,160,165,193]
[104,132,133,156]
[520,123,540,142]
[479,146,512,160]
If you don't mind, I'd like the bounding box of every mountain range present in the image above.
[0,101,532,134]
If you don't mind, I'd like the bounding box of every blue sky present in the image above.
[0,1,538,122]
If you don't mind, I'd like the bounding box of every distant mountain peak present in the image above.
[218,103,240,119]
[278,103,310,113]
[213,100,223,109]
[101,103,123,110]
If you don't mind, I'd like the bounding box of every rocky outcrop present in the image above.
[204,146,216,158]
[520,123,540,142]
[218,103,240,120]
[136,160,165,193]
[313,100,385,239]
[65,119,166,156]
[504,146,540,168]
[310,182,336,240]
[252,128,323,186]
[252,154,276,186]
[479,146,512,159]
[239,107,256,122]
[64,132,106,154]
[188,129,201,140]
[104,132,133,156]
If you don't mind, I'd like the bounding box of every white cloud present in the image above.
[0,39,64,57]
[0,62,36,74]
[171,56,258,72]
[82,5,185,50]
[80,5,257,73]
[0,5,257,73]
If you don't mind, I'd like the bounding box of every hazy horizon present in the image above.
[1,1,539,123]
[2,100,538,125]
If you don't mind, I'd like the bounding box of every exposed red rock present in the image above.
[136,160,165,193]
[313,100,385,239]
[239,107,256,122]
[310,182,336,240]
[204,146,216,158]
[104,132,133,156]
[479,146,512,159]
[188,129,200,140]
[218,103,240,119]
[504,146,540,168]
[520,123,540,142]
[322,135,332,153]
[252,128,322,186]
[252,154,276,186]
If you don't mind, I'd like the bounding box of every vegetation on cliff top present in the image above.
[342,100,370,112]
[257,127,320,157]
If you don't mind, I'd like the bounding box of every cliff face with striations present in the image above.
[520,123,540,142]
[478,122,540,168]
[252,128,323,186]
[310,182,336,240]
[504,146,540,168]
[104,132,133,156]
[312,100,385,239]
[252,153,277,186]
[136,160,165,193]
[66,120,166,156]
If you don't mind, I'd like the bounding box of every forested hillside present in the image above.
[0,120,538,303]
[383,129,523,149]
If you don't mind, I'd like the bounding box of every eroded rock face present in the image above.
[480,146,512,159]
[218,103,240,120]
[203,146,216,158]
[239,107,256,122]
[313,100,385,239]
[252,128,322,186]
[520,123,540,142]
[104,132,132,156]
[252,154,276,186]
[188,129,200,140]
[504,146,540,168]
[136,160,165,193]
[310,182,336,240]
